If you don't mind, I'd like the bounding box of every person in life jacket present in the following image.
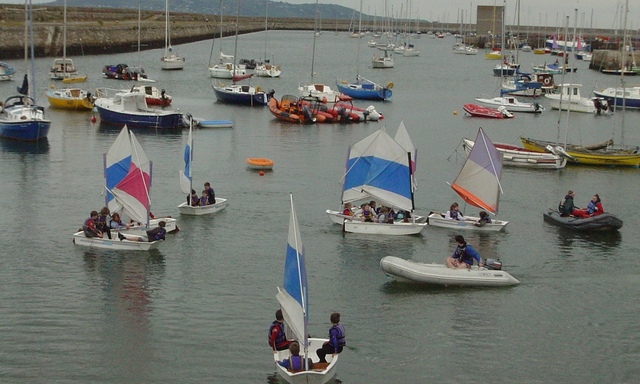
[446,235,482,269]
[316,312,346,363]
[83,211,103,238]
[269,309,292,352]
[277,341,313,372]
[572,194,604,218]
[145,221,166,242]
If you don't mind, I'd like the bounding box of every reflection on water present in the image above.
[82,250,165,324]
[97,122,185,137]
[554,228,622,252]
[0,137,50,154]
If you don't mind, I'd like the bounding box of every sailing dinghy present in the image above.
[73,126,168,250]
[178,116,228,215]
[325,126,426,235]
[428,128,509,231]
[274,194,339,384]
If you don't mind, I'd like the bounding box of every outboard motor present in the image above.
[483,258,502,270]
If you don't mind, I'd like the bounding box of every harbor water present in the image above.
[1,30,639,383]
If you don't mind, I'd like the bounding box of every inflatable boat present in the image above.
[543,209,623,231]
[380,256,520,287]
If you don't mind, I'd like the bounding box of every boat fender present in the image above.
[484,258,502,270]
[386,82,394,89]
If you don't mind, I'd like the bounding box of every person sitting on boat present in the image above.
[204,182,216,205]
[446,235,482,269]
[316,312,346,364]
[82,211,103,238]
[385,207,396,224]
[269,309,292,352]
[369,200,380,215]
[96,207,112,239]
[361,204,375,222]
[572,194,604,218]
[376,207,388,223]
[109,212,132,230]
[187,189,199,206]
[445,202,465,220]
[558,190,576,217]
[342,202,354,216]
[142,221,166,242]
[474,211,492,227]
[277,341,313,372]
[199,190,209,206]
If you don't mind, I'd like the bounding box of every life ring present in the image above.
[386,82,394,89]
[542,77,551,86]
[255,86,262,93]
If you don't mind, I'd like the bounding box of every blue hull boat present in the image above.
[0,96,51,141]
[94,89,184,129]
[335,77,392,101]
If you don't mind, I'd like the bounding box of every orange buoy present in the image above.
[90,115,97,123]
[259,170,265,176]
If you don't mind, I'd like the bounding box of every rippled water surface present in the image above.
[1,30,639,383]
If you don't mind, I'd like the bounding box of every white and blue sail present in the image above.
[276,194,309,351]
[341,128,414,212]
[179,118,193,194]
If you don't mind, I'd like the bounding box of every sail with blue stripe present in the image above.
[276,194,308,350]
[451,127,503,214]
[341,128,413,212]
[179,118,193,194]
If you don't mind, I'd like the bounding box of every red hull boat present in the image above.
[462,103,514,119]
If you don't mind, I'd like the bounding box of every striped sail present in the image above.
[276,194,308,350]
[341,129,413,212]
[451,127,503,214]
[111,130,152,225]
[104,127,132,213]
[179,119,193,194]
[394,120,417,191]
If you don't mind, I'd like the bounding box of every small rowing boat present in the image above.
[246,157,274,170]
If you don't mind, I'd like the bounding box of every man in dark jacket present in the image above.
[559,190,575,217]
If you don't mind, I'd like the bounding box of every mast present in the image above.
[620,0,629,145]
[310,0,318,80]
[232,0,239,76]
[63,0,67,77]
[164,0,169,56]
[137,1,141,68]
[28,0,35,101]
[355,0,362,79]
[263,0,269,61]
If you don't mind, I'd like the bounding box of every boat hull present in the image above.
[0,119,51,141]
[178,198,227,215]
[72,231,160,250]
[593,87,640,109]
[427,213,508,231]
[196,120,234,128]
[343,220,426,235]
[335,81,392,101]
[246,158,274,170]
[94,103,183,129]
[45,89,94,111]
[273,338,337,384]
[213,86,270,106]
[380,256,520,286]
[520,137,640,167]
[543,210,623,231]
[325,210,425,225]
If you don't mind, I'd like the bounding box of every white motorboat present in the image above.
[474,95,544,113]
[545,83,600,113]
[380,256,520,287]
